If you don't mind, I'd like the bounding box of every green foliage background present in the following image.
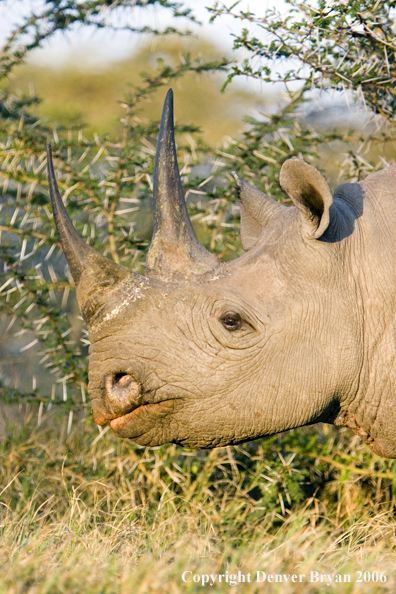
[1,2,396,590]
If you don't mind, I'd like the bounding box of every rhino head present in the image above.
[48,90,396,458]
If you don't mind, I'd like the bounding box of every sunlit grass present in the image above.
[0,407,395,593]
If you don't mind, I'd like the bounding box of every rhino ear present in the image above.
[279,159,333,239]
[232,172,285,250]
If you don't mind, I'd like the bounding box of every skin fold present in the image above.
[47,89,396,458]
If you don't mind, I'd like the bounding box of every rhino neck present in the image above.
[227,183,396,455]
[333,171,396,458]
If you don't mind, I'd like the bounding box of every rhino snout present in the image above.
[101,372,142,420]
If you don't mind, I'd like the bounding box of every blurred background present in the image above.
[1,0,281,142]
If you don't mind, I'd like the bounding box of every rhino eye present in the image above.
[221,312,242,331]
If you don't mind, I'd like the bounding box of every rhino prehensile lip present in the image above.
[93,385,176,426]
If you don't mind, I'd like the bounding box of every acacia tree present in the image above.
[1,0,395,416]
[209,0,396,181]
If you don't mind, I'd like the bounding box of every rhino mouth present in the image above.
[108,399,178,440]
[109,400,174,431]
[92,372,179,439]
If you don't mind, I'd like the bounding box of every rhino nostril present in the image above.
[113,373,133,388]
[104,373,141,417]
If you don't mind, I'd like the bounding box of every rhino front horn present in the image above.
[47,145,139,324]
[145,89,219,281]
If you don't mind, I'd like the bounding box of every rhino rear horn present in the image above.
[47,145,141,324]
[232,172,285,250]
[280,158,333,239]
[145,89,219,281]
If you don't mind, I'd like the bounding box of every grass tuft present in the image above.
[0,408,395,592]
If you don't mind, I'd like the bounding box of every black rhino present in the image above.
[47,90,396,458]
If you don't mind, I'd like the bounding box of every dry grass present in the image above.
[0,407,396,593]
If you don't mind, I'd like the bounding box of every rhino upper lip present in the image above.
[93,387,155,426]
[109,400,158,428]
[94,382,178,426]
[113,391,153,418]
[93,377,180,426]
[109,398,179,434]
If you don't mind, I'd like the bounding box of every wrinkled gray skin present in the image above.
[48,89,396,458]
